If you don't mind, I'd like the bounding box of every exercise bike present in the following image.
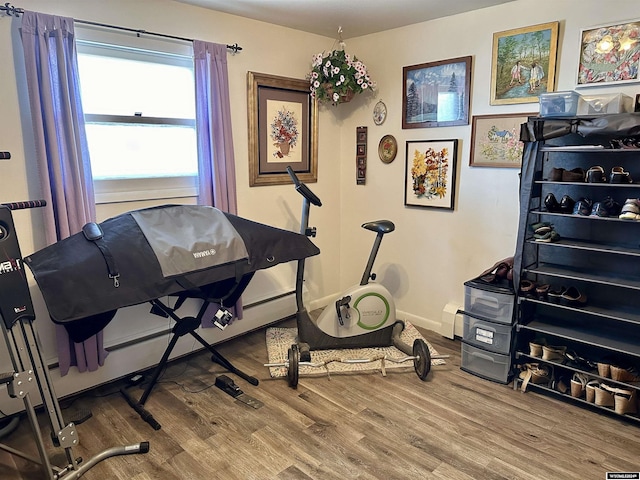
[274,167,436,388]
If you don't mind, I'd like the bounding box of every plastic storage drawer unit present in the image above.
[463,281,514,324]
[462,314,513,355]
[461,343,511,384]
[539,91,580,117]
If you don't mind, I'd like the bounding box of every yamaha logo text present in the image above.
[193,249,216,259]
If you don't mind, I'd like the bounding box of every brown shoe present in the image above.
[562,168,585,182]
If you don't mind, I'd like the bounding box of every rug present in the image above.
[266,321,445,379]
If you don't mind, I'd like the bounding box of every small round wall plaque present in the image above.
[378,135,397,164]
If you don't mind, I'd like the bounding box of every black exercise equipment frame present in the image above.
[0,201,148,479]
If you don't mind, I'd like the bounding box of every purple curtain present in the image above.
[19,11,107,376]
[193,41,243,324]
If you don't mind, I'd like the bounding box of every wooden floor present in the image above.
[1,318,638,479]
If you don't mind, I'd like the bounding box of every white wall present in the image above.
[333,0,640,333]
[0,0,341,410]
[1,0,640,407]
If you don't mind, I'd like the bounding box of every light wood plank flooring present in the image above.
[0,318,638,479]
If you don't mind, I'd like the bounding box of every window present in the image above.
[76,32,197,203]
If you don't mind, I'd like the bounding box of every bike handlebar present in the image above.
[286,166,322,207]
[1,200,47,210]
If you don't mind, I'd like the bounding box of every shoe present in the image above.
[601,196,622,216]
[619,198,640,220]
[529,341,543,357]
[571,373,588,398]
[562,168,585,182]
[597,362,611,378]
[613,387,638,415]
[549,167,564,181]
[610,166,633,184]
[586,166,606,183]
[519,363,551,391]
[559,195,576,214]
[535,283,550,300]
[585,380,599,403]
[589,202,607,217]
[519,279,536,297]
[542,344,567,362]
[610,365,640,382]
[572,197,593,216]
[595,383,615,407]
[544,193,561,213]
[560,286,587,307]
[565,351,596,370]
[547,286,566,304]
[530,222,552,235]
[534,230,560,243]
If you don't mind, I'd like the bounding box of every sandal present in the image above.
[570,373,589,398]
[595,383,615,407]
[613,387,638,415]
[585,380,599,403]
[519,363,551,392]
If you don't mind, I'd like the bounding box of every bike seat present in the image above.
[361,220,395,234]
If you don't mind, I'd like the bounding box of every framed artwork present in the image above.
[247,72,318,186]
[470,113,535,168]
[404,139,458,210]
[577,20,640,86]
[490,22,559,105]
[402,56,472,129]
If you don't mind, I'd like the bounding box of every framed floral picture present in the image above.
[577,20,640,86]
[470,113,535,167]
[248,72,318,186]
[404,139,458,210]
[402,56,472,129]
[490,22,559,105]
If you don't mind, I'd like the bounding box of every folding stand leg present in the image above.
[121,298,259,430]
[0,203,149,479]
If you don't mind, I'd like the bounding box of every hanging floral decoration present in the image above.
[411,147,449,199]
[308,32,376,105]
[270,106,298,158]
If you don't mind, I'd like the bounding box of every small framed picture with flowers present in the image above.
[404,139,458,210]
[248,71,318,186]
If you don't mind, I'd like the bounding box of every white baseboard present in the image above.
[0,294,297,416]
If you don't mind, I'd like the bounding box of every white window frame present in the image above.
[75,27,198,205]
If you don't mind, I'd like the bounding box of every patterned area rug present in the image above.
[266,321,445,379]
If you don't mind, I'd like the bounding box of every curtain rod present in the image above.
[0,3,243,53]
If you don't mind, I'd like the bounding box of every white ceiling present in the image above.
[175,0,518,39]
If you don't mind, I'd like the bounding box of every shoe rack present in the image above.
[514,115,640,423]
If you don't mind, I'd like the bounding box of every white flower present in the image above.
[333,92,339,102]
[313,80,320,88]
[340,75,345,83]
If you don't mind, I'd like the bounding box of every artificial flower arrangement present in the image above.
[411,146,449,199]
[308,48,376,105]
[270,106,298,158]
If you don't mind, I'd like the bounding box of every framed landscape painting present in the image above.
[402,56,471,129]
[490,22,559,105]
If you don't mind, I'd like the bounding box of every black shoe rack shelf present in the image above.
[513,114,640,424]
